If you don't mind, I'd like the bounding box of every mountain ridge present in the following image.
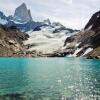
[0,3,77,33]
[63,11,100,58]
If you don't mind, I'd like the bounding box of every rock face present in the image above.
[85,11,100,31]
[0,24,29,56]
[64,11,100,58]
[14,3,33,23]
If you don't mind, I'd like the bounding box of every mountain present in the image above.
[85,11,100,31]
[0,11,8,25]
[0,3,33,25]
[0,3,79,57]
[23,21,78,55]
[0,3,41,32]
[0,3,77,33]
[63,11,100,58]
[0,24,29,56]
[14,3,33,23]
[43,18,51,26]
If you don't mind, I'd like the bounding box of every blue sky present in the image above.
[0,0,100,29]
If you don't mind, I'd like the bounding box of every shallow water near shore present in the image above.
[0,57,100,100]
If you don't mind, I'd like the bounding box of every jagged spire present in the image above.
[14,3,33,23]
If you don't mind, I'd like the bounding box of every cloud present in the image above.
[0,0,100,29]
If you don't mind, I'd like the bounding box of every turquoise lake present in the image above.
[0,57,100,100]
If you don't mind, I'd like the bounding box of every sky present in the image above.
[0,0,100,29]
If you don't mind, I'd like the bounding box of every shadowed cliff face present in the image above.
[64,11,100,58]
[0,25,29,56]
[85,11,100,31]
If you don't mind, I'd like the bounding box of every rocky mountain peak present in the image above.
[21,3,26,8]
[14,3,33,23]
[85,11,100,31]
[43,18,51,25]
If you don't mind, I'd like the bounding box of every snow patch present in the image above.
[97,15,100,18]
[82,48,93,56]
[86,25,93,31]
[73,48,83,57]
[0,18,7,24]
[75,43,80,47]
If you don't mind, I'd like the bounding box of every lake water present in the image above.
[0,57,100,100]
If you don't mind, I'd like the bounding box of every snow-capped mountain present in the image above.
[0,3,42,32]
[24,21,78,54]
[43,19,51,26]
[0,3,78,33]
[0,3,79,55]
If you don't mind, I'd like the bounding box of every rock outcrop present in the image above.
[85,11,100,31]
[0,24,29,56]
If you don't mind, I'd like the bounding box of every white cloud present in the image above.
[0,0,100,29]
